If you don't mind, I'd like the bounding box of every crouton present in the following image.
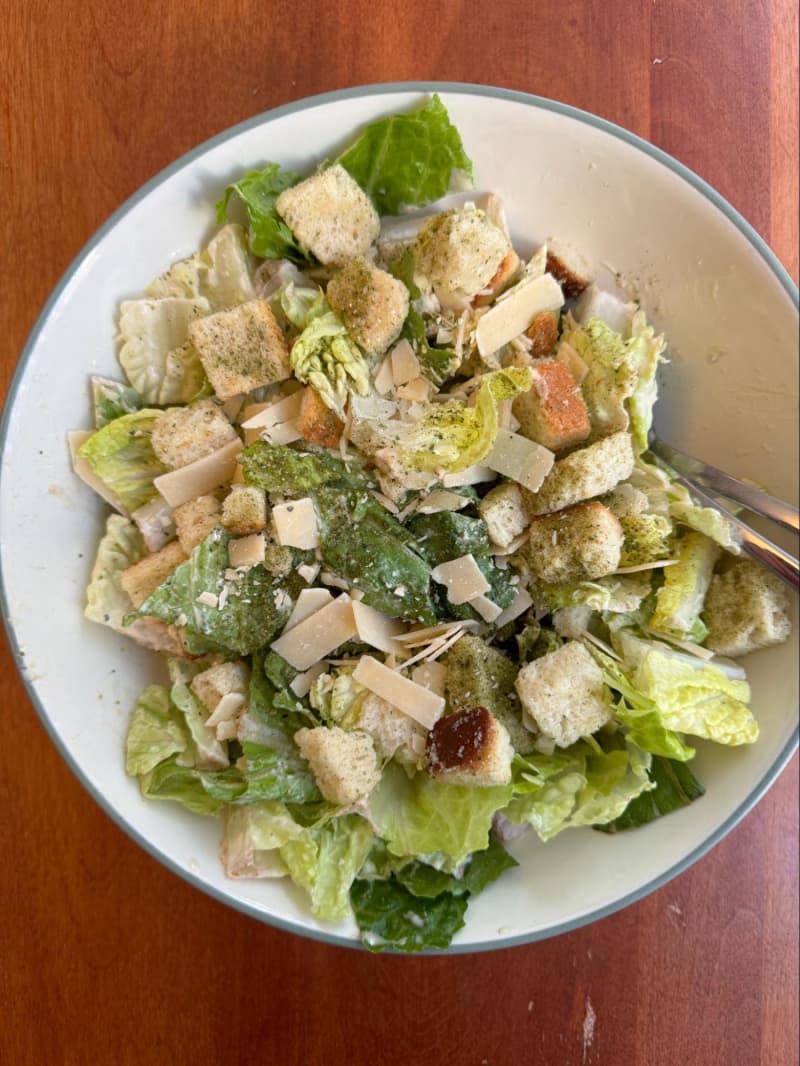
[150,399,238,470]
[173,494,222,553]
[191,661,249,713]
[426,706,513,786]
[444,634,537,754]
[523,430,635,515]
[546,241,592,298]
[473,250,521,306]
[326,257,409,357]
[221,485,267,535]
[275,164,380,266]
[515,640,611,748]
[294,726,381,806]
[513,361,591,453]
[356,692,424,762]
[119,540,187,608]
[526,310,559,357]
[704,560,792,657]
[414,205,511,308]
[188,300,291,400]
[298,387,344,448]
[523,501,623,583]
[479,481,530,550]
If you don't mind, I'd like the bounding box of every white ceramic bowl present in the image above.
[1,84,797,952]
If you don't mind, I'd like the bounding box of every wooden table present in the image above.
[2,3,797,1063]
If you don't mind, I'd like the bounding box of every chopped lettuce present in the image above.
[85,514,145,629]
[281,814,374,922]
[387,366,533,474]
[78,409,168,513]
[337,94,474,214]
[351,877,468,952]
[368,762,512,863]
[290,305,371,417]
[91,377,144,428]
[140,755,245,815]
[279,279,326,330]
[216,162,304,260]
[125,684,187,775]
[147,224,255,310]
[649,531,719,641]
[118,297,210,403]
[169,672,229,770]
[389,250,461,384]
[129,528,292,656]
[220,802,300,878]
[240,440,368,497]
[530,573,653,616]
[504,739,653,841]
[597,755,705,832]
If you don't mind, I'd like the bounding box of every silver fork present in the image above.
[648,436,799,592]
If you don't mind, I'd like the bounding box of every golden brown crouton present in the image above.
[516,641,610,748]
[191,661,249,713]
[188,300,291,400]
[523,501,623,583]
[525,310,559,357]
[524,430,635,514]
[150,399,238,469]
[426,706,513,787]
[294,726,381,805]
[221,485,267,535]
[704,560,792,656]
[173,494,221,553]
[119,540,187,608]
[513,361,591,452]
[298,387,344,448]
[326,257,409,357]
[546,243,592,298]
[472,250,521,307]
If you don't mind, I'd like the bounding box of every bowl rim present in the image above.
[1,80,797,955]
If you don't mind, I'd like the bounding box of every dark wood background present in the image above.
[2,3,797,1063]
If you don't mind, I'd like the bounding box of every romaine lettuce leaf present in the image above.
[85,514,145,629]
[118,297,210,403]
[337,94,474,214]
[91,377,144,428]
[281,814,374,922]
[238,739,321,804]
[125,684,187,775]
[216,162,304,260]
[290,305,371,417]
[77,409,169,512]
[220,802,300,878]
[129,528,292,656]
[368,762,512,862]
[140,755,245,814]
[147,224,256,309]
[240,441,369,496]
[350,877,468,952]
[649,531,719,641]
[596,755,705,832]
[169,674,229,770]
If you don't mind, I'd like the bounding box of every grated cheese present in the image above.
[270,593,357,671]
[415,489,470,515]
[431,554,490,605]
[154,438,243,508]
[442,464,497,488]
[296,562,320,584]
[206,692,245,728]
[240,391,304,429]
[353,655,444,729]
[373,355,395,396]
[272,497,319,550]
[290,661,328,698]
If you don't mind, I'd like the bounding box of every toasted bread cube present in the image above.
[513,361,591,453]
[275,164,380,266]
[297,387,344,448]
[119,540,187,608]
[515,641,611,748]
[150,399,238,469]
[188,300,291,400]
[426,706,513,787]
[704,560,792,657]
[221,485,267,535]
[473,250,521,306]
[191,661,249,713]
[524,501,623,583]
[414,205,511,307]
[357,692,424,762]
[294,726,381,805]
[479,481,530,549]
[524,431,635,515]
[526,310,559,357]
[326,257,409,358]
[545,241,592,298]
[173,494,221,552]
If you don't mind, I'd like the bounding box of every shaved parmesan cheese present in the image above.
[493,531,530,557]
[154,438,243,508]
[416,489,470,515]
[411,661,447,696]
[431,554,490,605]
[68,430,129,515]
[396,620,475,646]
[290,661,328,698]
[614,560,678,574]
[353,655,445,730]
[371,490,400,515]
[492,587,533,628]
[296,562,320,584]
[272,498,319,549]
[442,465,496,487]
[391,339,420,386]
[241,391,304,429]
[228,533,266,569]
[485,429,554,493]
[206,692,245,728]
[196,591,219,608]
[395,377,431,402]
[476,272,564,356]
[262,418,303,446]
[352,601,405,654]
[374,355,395,396]
[469,594,503,622]
[271,593,356,671]
[320,572,350,590]
[284,588,334,631]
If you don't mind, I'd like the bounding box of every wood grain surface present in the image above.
[1,2,797,1064]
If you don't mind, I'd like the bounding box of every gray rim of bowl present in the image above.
[1,80,798,956]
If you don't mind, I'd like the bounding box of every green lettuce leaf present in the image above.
[78,409,169,512]
[350,877,468,952]
[368,762,512,863]
[220,801,302,878]
[169,673,229,770]
[281,814,374,922]
[240,441,369,497]
[85,514,145,629]
[238,739,320,804]
[125,684,187,775]
[216,162,304,260]
[389,366,534,475]
[140,755,245,814]
[596,755,705,832]
[649,531,719,641]
[91,377,144,428]
[619,514,673,567]
[290,305,371,417]
[388,250,461,384]
[337,94,473,214]
[129,528,291,655]
[118,297,210,404]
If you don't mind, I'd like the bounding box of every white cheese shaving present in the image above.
[492,587,533,628]
[272,497,319,550]
[374,355,395,396]
[353,655,445,729]
[351,601,405,654]
[469,594,503,623]
[476,272,564,356]
[320,572,350,590]
[415,489,470,514]
[154,438,243,508]
[196,591,219,608]
[271,593,356,671]
[614,560,679,574]
[290,661,328,698]
[240,391,304,429]
[442,464,497,487]
[228,533,266,569]
[206,692,245,728]
[391,339,420,386]
[411,661,447,697]
[284,588,333,631]
[261,418,303,446]
[395,620,475,646]
[485,428,555,493]
[296,562,320,584]
[430,554,490,605]
[395,377,430,403]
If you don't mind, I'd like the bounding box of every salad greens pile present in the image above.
[73,95,792,952]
